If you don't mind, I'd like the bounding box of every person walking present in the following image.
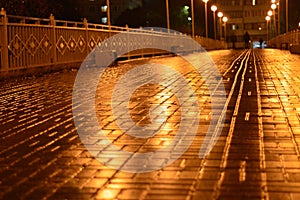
[244,31,250,49]
[231,34,237,49]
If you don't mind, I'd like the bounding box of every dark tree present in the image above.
[0,0,26,15]
[0,0,65,19]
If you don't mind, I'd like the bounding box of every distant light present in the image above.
[188,17,192,21]
[184,6,189,10]
[101,17,108,24]
[259,27,262,30]
[217,12,223,18]
[252,0,256,6]
[271,0,276,3]
[101,5,108,12]
[267,10,273,16]
[202,0,209,3]
[271,3,277,10]
[211,5,217,12]
[265,16,271,21]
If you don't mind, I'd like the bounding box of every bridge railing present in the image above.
[0,8,227,73]
[268,30,300,50]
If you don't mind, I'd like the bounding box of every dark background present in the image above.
[0,0,299,34]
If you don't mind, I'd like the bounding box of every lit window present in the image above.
[101,5,108,12]
[101,17,108,24]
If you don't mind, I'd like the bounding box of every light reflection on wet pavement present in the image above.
[1,49,300,199]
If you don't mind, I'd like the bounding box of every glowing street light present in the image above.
[222,16,228,41]
[267,10,273,16]
[202,0,209,38]
[211,5,217,39]
[217,12,223,40]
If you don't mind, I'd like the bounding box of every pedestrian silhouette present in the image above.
[231,34,237,49]
[259,38,264,48]
[244,32,250,49]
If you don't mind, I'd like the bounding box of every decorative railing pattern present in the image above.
[268,30,300,49]
[0,8,228,72]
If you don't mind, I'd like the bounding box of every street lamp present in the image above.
[267,10,273,17]
[166,0,170,33]
[265,16,271,41]
[286,0,288,33]
[277,1,280,35]
[217,12,223,40]
[191,0,195,37]
[271,3,277,36]
[106,0,111,32]
[211,5,217,40]
[271,0,281,34]
[222,16,228,41]
[202,0,209,38]
[267,10,274,38]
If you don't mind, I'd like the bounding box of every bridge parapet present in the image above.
[268,30,300,53]
[0,9,228,76]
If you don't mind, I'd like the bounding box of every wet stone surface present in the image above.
[0,49,300,199]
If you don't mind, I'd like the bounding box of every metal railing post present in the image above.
[0,8,9,72]
[50,14,57,66]
[83,18,89,56]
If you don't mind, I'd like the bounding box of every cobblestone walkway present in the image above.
[1,49,300,200]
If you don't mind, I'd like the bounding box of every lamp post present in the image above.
[271,3,277,37]
[166,0,170,33]
[265,16,271,41]
[267,10,273,38]
[106,0,111,34]
[217,12,223,40]
[211,5,217,40]
[106,0,111,27]
[191,0,195,37]
[277,1,280,35]
[286,0,288,33]
[272,0,281,35]
[202,0,209,38]
[222,16,228,42]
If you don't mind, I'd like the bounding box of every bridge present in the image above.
[1,10,300,200]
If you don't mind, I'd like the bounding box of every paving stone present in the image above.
[1,49,300,199]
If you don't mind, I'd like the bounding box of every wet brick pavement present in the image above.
[1,49,300,200]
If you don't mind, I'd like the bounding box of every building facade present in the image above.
[213,0,270,48]
[71,0,142,25]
